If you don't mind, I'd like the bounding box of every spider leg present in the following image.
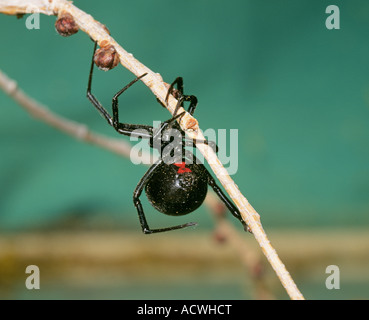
[185,138,219,153]
[151,111,186,143]
[200,163,249,232]
[86,42,152,139]
[167,77,184,97]
[111,73,153,138]
[133,160,198,234]
[87,42,113,126]
[181,94,198,116]
[161,77,198,116]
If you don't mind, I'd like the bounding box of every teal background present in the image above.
[0,0,369,231]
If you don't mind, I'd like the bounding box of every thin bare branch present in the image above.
[0,70,153,164]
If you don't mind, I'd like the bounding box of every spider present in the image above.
[86,42,248,234]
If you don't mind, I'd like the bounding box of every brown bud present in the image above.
[94,44,119,71]
[55,12,79,37]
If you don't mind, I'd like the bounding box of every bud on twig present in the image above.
[55,11,78,37]
[94,41,119,71]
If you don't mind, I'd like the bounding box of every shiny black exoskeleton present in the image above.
[145,161,208,216]
[86,42,248,234]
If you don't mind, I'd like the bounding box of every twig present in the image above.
[0,0,304,299]
[0,70,153,164]
[206,192,275,300]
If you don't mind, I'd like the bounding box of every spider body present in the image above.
[145,160,208,216]
[86,42,248,234]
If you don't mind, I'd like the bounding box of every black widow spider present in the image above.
[86,42,248,234]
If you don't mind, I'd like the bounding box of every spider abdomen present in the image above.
[145,161,208,216]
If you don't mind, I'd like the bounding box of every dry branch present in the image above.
[0,70,153,164]
[0,0,304,300]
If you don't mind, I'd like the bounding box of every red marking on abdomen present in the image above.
[174,162,192,174]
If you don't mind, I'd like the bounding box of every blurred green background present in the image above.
[0,0,368,300]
